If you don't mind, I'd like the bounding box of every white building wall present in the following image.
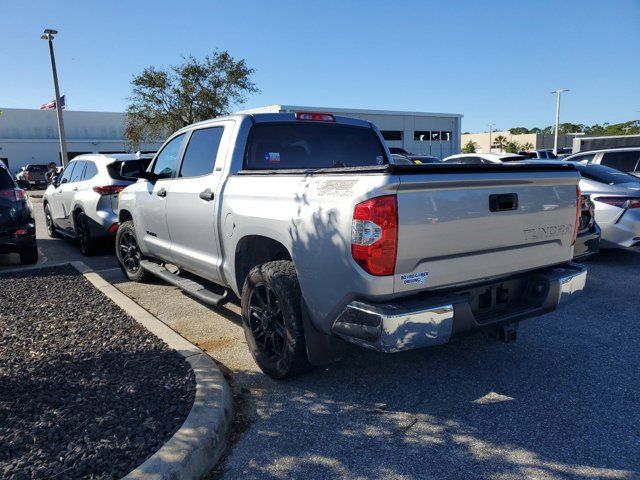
[0,108,161,171]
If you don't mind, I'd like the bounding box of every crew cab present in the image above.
[116,112,587,379]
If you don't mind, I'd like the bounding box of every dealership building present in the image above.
[0,105,463,171]
[0,108,161,172]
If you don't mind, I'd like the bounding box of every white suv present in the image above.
[43,154,151,255]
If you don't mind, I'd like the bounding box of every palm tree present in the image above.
[493,135,507,153]
[521,142,534,151]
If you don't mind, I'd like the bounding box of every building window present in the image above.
[431,131,441,141]
[440,131,451,141]
[414,131,431,141]
[381,130,403,141]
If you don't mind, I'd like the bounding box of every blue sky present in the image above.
[1,0,638,132]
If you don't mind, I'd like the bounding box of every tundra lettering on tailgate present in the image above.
[523,224,573,241]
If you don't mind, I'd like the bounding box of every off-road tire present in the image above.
[241,260,312,379]
[115,220,150,282]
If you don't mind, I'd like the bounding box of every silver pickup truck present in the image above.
[116,112,587,379]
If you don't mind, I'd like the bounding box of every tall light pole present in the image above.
[551,89,569,156]
[488,123,495,153]
[41,28,68,166]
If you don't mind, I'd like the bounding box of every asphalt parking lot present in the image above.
[4,193,639,480]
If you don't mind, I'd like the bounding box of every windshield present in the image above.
[575,163,640,185]
[245,122,387,170]
[26,165,48,172]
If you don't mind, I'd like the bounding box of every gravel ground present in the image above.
[0,265,195,479]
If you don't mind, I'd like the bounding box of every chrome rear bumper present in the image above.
[332,263,587,353]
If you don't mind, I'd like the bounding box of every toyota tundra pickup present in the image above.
[116,112,587,379]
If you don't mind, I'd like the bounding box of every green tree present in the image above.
[125,50,258,147]
[461,140,477,153]
[529,127,541,133]
[508,127,529,135]
[521,142,534,150]
[493,135,508,153]
[504,140,522,153]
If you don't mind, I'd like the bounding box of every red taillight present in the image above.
[351,195,398,276]
[294,111,336,122]
[595,196,640,209]
[572,186,581,246]
[108,223,119,234]
[93,185,126,195]
[0,189,25,201]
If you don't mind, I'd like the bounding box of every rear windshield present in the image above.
[575,164,640,185]
[107,159,151,180]
[26,165,48,172]
[244,123,387,170]
[0,168,15,190]
[500,155,527,162]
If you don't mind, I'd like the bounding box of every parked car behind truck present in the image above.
[116,111,587,379]
[16,164,48,189]
[42,154,152,255]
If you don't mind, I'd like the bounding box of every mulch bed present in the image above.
[0,265,195,479]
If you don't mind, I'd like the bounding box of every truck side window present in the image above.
[179,127,224,178]
[152,133,186,179]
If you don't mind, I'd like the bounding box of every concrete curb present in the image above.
[66,262,233,480]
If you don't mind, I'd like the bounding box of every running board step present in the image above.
[140,260,228,307]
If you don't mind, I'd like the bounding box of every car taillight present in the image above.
[93,185,126,195]
[351,195,398,276]
[572,186,581,246]
[595,196,640,209]
[0,188,25,201]
[294,111,336,122]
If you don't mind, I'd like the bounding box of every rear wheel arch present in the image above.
[119,209,133,223]
[234,235,293,295]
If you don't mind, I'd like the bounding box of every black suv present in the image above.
[0,163,38,264]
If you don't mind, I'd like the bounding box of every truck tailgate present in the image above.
[394,168,580,293]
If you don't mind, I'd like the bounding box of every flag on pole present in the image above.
[40,95,66,110]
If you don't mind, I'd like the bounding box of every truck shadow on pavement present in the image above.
[218,249,640,479]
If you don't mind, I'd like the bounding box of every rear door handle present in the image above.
[199,189,214,201]
[157,188,167,198]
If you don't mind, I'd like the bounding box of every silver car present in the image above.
[572,163,640,249]
[43,154,151,255]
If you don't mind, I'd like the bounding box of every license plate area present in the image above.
[470,274,548,323]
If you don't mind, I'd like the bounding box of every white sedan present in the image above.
[442,153,527,164]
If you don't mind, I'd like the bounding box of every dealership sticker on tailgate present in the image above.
[401,272,428,285]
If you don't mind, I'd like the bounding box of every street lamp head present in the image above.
[551,89,570,94]
[43,29,58,35]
